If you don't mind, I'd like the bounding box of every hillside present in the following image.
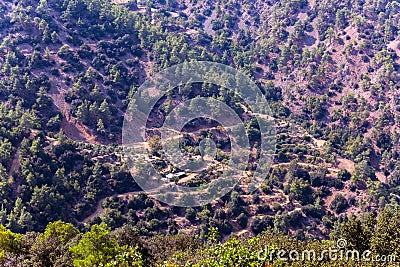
[0,0,399,263]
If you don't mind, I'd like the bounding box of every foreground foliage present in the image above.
[0,0,399,240]
[0,206,399,266]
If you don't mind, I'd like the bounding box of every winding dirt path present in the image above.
[81,191,144,224]
[81,196,106,224]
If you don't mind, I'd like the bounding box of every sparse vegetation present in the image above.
[0,0,399,265]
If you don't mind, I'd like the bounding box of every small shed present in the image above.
[175,172,186,178]
[166,173,175,179]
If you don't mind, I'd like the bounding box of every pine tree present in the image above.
[97,119,106,135]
